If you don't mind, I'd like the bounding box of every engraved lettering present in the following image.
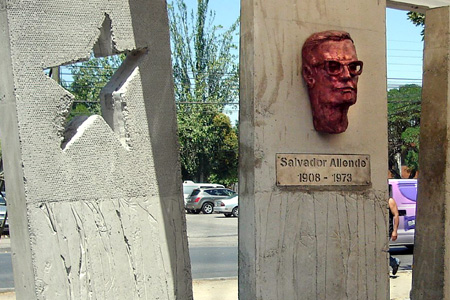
[276,153,370,187]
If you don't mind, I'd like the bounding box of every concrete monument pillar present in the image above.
[240,0,389,299]
[411,6,450,300]
[0,1,192,299]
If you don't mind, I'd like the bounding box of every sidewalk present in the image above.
[390,271,412,300]
[196,274,412,300]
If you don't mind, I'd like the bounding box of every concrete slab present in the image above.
[240,0,389,298]
[0,1,192,299]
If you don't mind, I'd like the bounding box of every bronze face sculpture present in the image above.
[302,31,363,134]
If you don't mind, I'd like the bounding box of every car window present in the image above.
[0,196,5,206]
[214,189,227,196]
[191,189,201,197]
[205,189,216,195]
[224,189,236,196]
[398,182,417,202]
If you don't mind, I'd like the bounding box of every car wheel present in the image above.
[232,207,239,218]
[224,213,232,217]
[202,202,214,214]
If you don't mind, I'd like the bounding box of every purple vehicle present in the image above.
[388,179,417,248]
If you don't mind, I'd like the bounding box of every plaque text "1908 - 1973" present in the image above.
[276,153,371,186]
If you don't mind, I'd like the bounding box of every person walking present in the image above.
[389,196,401,275]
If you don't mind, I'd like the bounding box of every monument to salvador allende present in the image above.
[239,0,389,299]
[0,1,192,299]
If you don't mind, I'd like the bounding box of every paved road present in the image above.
[0,253,13,290]
[190,246,237,279]
[185,213,238,246]
[186,213,238,279]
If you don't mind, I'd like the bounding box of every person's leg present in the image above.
[390,254,400,275]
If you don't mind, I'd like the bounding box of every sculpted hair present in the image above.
[302,30,354,65]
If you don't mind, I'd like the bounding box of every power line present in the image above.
[387,39,423,43]
[388,48,423,52]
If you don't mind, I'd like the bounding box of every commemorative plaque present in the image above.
[276,153,370,187]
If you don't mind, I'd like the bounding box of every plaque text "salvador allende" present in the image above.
[276,153,371,186]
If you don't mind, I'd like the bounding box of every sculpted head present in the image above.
[302,31,363,134]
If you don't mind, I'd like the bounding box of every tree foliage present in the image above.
[66,54,124,120]
[168,0,239,185]
[407,11,425,37]
[390,11,425,178]
[407,12,425,27]
[388,84,421,178]
[168,0,238,107]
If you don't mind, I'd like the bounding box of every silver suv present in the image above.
[185,188,237,214]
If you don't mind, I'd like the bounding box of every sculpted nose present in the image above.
[340,65,352,79]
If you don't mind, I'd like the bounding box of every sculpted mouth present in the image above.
[337,87,356,96]
[338,87,356,92]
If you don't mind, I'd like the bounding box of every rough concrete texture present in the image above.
[239,0,389,299]
[411,6,450,300]
[0,272,415,300]
[0,1,192,299]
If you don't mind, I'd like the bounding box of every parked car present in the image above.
[182,181,224,205]
[389,179,417,248]
[0,192,8,235]
[185,188,237,214]
[214,195,238,217]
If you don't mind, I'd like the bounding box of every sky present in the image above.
[386,8,424,89]
[179,1,424,123]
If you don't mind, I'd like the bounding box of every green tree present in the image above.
[207,114,238,186]
[389,12,425,178]
[407,12,425,27]
[168,0,239,184]
[66,54,124,121]
[177,112,238,186]
[388,84,421,178]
